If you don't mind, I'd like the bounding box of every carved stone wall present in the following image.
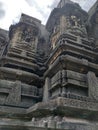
[44,70,88,100]
[0,1,98,130]
[31,116,98,130]
[87,71,98,101]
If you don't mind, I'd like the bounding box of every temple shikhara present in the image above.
[0,0,98,129]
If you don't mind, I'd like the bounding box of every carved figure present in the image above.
[70,15,81,27]
[22,28,33,42]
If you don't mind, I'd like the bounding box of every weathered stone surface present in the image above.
[31,116,98,130]
[5,81,21,105]
[0,0,97,130]
[27,97,98,120]
[43,77,50,102]
[87,71,98,101]
[46,0,88,39]
[0,28,8,56]
[88,1,98,50]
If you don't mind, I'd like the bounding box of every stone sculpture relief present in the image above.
[66,15,87,37]
[22,28,33,43]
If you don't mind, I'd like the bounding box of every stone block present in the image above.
[5,81,21,105]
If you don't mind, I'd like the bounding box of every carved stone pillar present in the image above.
[62,70,67,86]
[5,81,21,105]
[61,87,66,97]
[43,77,50,102]
[87,71,98,101]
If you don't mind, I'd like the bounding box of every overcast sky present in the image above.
[0,0,97,30]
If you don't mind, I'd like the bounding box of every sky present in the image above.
[0,0,97,30]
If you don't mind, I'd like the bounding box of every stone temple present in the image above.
[0,0,98,129]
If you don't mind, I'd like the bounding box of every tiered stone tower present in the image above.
[0,13,49,108]
[0,0,97,130]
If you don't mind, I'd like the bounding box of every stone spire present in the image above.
[57,0,73,8]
